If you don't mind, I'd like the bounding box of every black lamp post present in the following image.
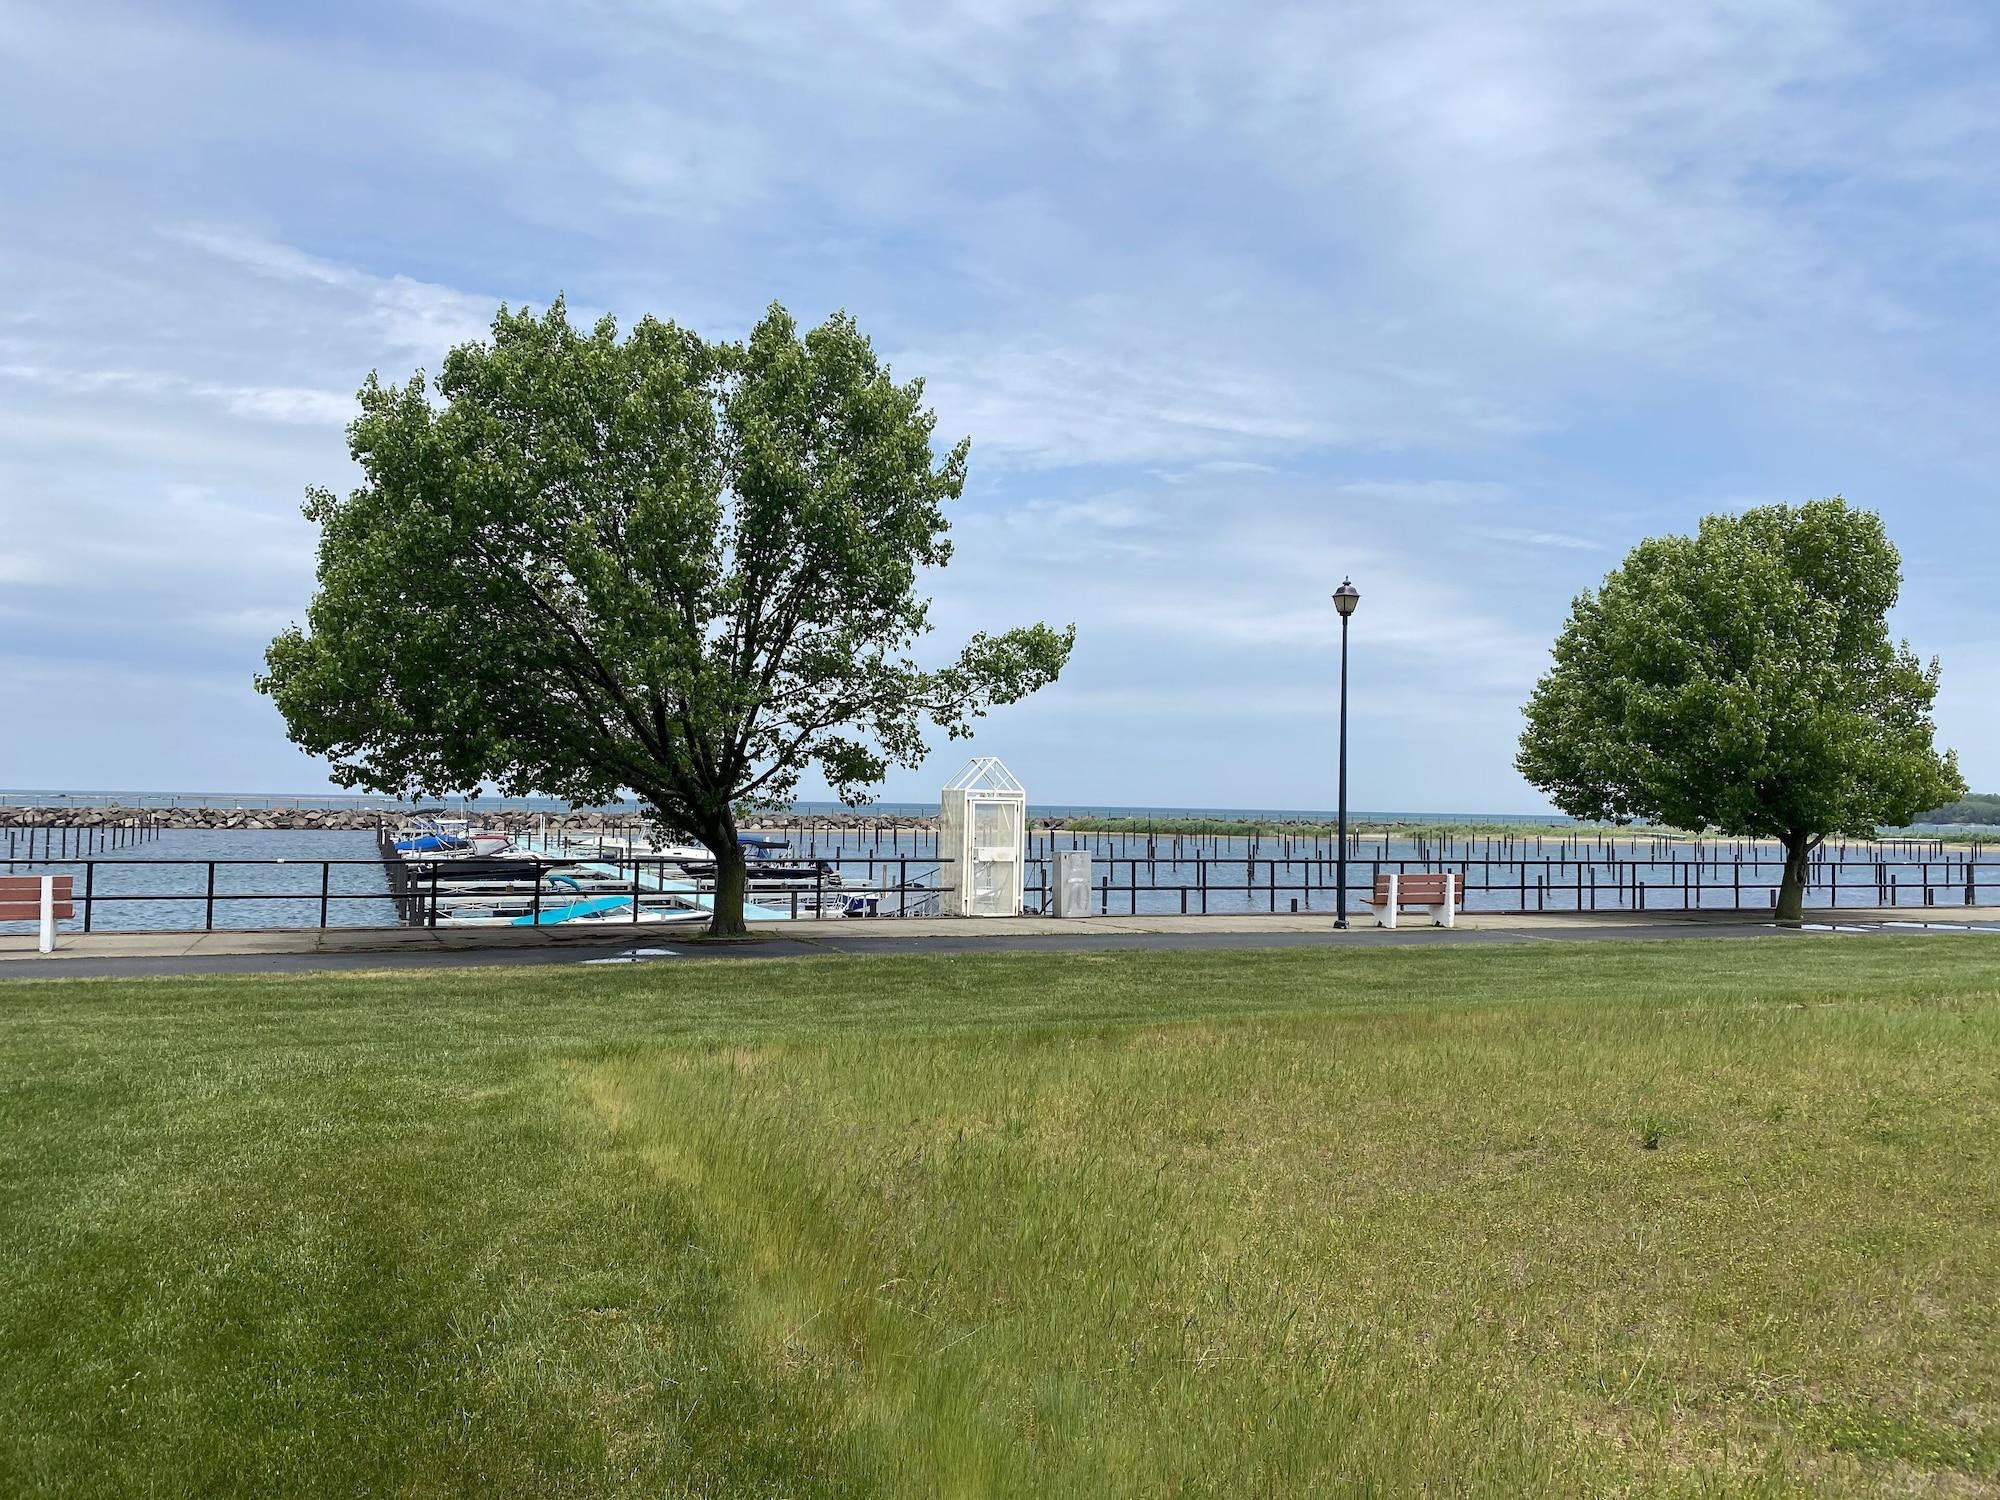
[1332,577,1360,927]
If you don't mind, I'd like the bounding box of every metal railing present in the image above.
[3,844,1996,935]
[0,859,395,932]
[1037,852,1997,916]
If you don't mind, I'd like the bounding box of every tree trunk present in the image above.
[1776,831,1813,927]
[702,813,748,938]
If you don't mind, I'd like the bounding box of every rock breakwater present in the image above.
[0,805,957,833]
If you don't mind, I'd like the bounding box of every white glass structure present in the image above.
[938,757,1027,917]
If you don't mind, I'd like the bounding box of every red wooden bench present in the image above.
[1,875,74,951]
[1363,871,1463,928]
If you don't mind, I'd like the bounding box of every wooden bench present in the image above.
[1364,871,1463,929]
[1,875,74,952]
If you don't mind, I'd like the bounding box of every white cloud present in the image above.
[1,0,1995,807]
[204,385,356,426]
[907,343,1339,468]
[0,360,352,427]
[1329,480,1512,507]
[1006,495,1154,530]
[169,226,497,355]
[1473,527,1603,552]
[167,226,359,288]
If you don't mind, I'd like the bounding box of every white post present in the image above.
[1381,872,1398,929]
[1440,872,1457,928]
[38,875,55,953]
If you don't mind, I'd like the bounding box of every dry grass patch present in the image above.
[592,986,2000,1495]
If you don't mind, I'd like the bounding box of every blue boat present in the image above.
[393,816,472,855]
[502,894,708,926]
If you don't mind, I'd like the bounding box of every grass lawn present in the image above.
[3,940,1998,1497]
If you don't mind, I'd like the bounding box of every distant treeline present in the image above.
[1062,812,2000,843]
[1059,815,1698,840]
[1916,793,2000,826]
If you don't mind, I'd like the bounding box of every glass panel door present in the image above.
[970,799,1013,916]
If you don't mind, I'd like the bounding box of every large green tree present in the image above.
[260,301,1073,934]
[1516,498,1961,924]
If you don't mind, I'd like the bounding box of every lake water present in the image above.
[548,824,1993,919]
[3,824,1990,935]
[2,829,395,933]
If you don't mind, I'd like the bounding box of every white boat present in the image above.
[560,831,711,862]
[508,831,805,923]
[433,892,711,927]
[391,815,514,858]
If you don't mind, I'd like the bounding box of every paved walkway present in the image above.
[4,907,1998,980]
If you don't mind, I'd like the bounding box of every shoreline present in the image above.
[0,805,1988,848]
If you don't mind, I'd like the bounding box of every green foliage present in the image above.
[1517,498,1962,919]
[260,301,1072,931]
[1061,815,1683,840]
[1061,815,1339,837]
[1916,793,2000,826]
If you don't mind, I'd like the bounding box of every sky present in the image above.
[2,0,1996,813]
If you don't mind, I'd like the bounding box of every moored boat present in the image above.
[438,893,710,927]
[391,815,514,857]
[674,835,842,886]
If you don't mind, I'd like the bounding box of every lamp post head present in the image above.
[1332,578,1360,618]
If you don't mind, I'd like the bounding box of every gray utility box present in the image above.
[1052,849,1093,918]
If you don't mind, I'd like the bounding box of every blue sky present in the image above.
[2,0,1996,812]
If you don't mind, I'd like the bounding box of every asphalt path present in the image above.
[7,916,1985,981]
